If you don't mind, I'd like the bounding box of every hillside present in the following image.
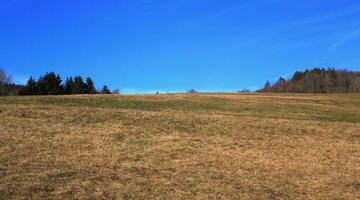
[1,94,360,199]
[259,68,360,93]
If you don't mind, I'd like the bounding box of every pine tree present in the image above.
[23,76,37,95]
[262,81,271,92]
[101,85,111,94]
[37,72,63,95]
[36,75,46,95]
[54,74,64,94]
[85,77,96,94]
[73,76,85,94]
[64,77,74,94]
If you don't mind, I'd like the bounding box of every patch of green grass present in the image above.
[126,136,151,146]
[2,94,360,123]
[116,132,125,141]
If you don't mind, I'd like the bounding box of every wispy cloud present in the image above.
[267,36,332,54]
[297,7,360,27]
[330,29,360,50]
[256,5,360,52]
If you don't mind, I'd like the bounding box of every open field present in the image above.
[1,93,360,199]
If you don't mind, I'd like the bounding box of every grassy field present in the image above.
[0,93,360,199]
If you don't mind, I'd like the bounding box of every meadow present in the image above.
[0,93,359,199]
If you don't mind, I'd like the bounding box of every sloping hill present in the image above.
[259,68,360,93]
[0,93,359,199]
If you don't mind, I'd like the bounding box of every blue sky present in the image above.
[1,0,360,93]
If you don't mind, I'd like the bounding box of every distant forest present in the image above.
[2,68,360,96]
[0,70,113,96]
[258,68,360,93]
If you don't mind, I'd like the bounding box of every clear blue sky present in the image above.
[1,0,360,93]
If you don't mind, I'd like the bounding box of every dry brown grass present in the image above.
[0,93,360,199]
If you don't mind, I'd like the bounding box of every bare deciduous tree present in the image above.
[0,68,11,84]
[258,68,360,93]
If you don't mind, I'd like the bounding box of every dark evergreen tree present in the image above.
[262,81,271,92]
[73,76,85,94]
[187,89,198,93]
[54,74,64,94]
[28,76,37,95]
[101,85,111,94]
[85,77,96,94]
[36,75,46,95]
[8,70,107,96]
[64,77,74,94]
[20,76,37,95]
[264,81,271,88]
[36,72,63,95]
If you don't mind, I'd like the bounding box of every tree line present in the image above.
[0,69,114,96]
[258,68,360,93]
[18,72,112,95]
[0,69,23,96]
[2,67,360,96]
